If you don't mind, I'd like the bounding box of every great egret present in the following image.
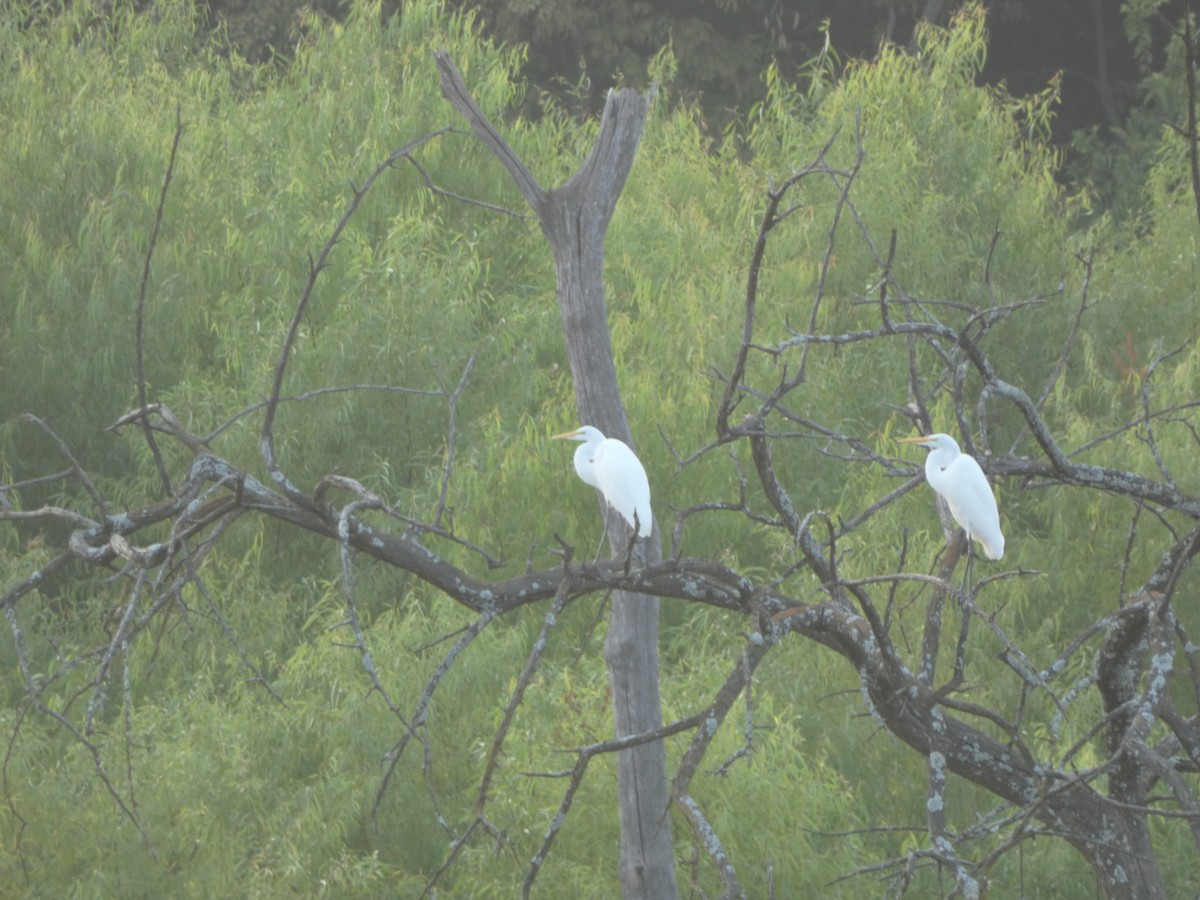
[900,433,1004,561]
[552,425,652,538]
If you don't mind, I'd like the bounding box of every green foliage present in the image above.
[1067,3,1198,223]
[751,6,1069,335]
[2,1,1198,897]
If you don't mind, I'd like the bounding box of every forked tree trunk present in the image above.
[436,55,679,899]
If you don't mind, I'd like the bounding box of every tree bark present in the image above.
[435,54,678,899]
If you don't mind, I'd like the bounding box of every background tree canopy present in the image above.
[195,0,1195,219]
[1,0,1198,897]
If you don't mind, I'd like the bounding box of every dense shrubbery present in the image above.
[1,1,1196,896]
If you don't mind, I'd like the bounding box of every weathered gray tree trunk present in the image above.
[436,54,678,899]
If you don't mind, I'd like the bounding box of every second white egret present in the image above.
[552,425,652,538]
[900,433,1004,560]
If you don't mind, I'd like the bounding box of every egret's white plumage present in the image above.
[900,433,1004,560]
[553,425,652,538]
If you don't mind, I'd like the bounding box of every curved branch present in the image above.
[260,129,452,498]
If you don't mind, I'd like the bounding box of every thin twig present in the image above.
[135,106,184,495]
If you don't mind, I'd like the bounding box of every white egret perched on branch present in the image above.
[900,433,1005,564]
[552,425,652,539]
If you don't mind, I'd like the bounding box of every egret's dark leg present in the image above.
[961,536,975,598]
[623,512,642,575]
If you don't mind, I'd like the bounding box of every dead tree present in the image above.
[698,125,1199,898]
[434,54,677,899]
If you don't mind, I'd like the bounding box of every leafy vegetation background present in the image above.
[0,1,1196,896]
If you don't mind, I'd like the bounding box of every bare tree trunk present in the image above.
[435,55,678,899]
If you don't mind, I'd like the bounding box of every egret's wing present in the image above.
[946,455,1004,559]
[593,439,653,537]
